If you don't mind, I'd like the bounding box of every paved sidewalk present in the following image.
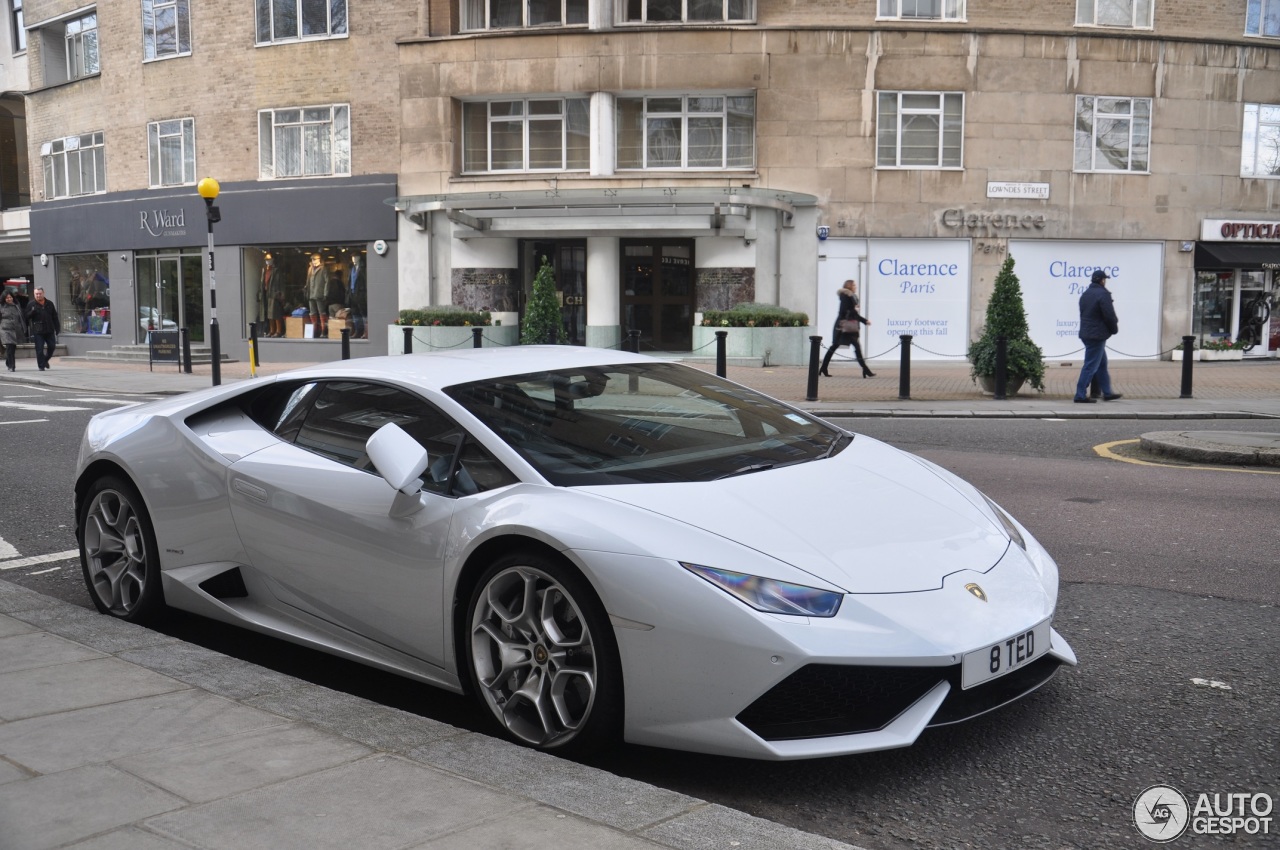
[0,581,860,850]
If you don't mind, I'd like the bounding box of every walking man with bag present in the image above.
[25,287,60,371]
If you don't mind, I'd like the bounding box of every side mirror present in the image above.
[367,422,430,495]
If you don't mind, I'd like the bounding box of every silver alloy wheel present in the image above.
[470,565,598,747]
[83,488,150,616]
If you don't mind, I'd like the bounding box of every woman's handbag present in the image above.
[838,319,861,333]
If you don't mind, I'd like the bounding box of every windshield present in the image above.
[445,362,847,485]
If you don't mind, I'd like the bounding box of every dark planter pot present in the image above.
[978,375,1026,397]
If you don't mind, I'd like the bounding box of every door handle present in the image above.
[232,479,268,502]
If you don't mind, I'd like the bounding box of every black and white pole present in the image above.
[197,177,222,386]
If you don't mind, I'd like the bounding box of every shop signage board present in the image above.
[148,330,180,371]
[1010,240,1163,361]
[865,239,972,360]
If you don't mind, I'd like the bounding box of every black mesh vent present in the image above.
[737,665,943,740]
[199,568,249,599]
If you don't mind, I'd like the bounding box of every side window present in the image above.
[248,381,320,443]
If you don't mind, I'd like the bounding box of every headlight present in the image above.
[682,563,843,617]
[981,494,1026,551]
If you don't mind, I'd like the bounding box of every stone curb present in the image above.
[1139,432,1280,467]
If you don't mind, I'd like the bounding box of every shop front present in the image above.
[30,174,398,361]
[1194,219,1279,357]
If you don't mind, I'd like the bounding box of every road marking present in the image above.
[0,535,17,559]
[0,550,80,570]
[27,566,61,575]
[64,398,144,406]
[0,401,91,412]
[0,419,49,425]
[1095,439,1280,475]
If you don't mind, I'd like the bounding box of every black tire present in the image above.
[464,550,622,754]
[77,476,165,623]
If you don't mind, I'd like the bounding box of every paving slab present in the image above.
[417,803,666,849]
[0,631,106,674]
[62,827,193,850]
[0,656,188,721]
[0,612,36,638]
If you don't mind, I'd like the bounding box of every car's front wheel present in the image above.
[78,476,164,622]
[465,552,621,753]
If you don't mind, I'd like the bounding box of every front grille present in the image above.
[929,653,1062,726]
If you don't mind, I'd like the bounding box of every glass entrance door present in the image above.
[620,239,694,351]
[136,250,204,343]
[520,240,588,345]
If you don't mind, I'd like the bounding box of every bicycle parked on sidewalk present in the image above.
[1237,288,1275,352]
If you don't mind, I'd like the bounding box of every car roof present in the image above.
[279,345,658,392]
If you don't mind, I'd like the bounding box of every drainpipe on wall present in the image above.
[775,208,783,305]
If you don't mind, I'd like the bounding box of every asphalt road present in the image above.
[3,390,1277,850]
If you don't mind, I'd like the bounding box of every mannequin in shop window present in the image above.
[262,254,284,337]
[347,254,367,339]
[306,253,327,338]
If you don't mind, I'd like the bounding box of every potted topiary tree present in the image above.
[520,255,565,345]
[968,256,1045,395]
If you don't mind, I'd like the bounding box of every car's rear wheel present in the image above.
[78,476,164,622]
[465,552,621,753]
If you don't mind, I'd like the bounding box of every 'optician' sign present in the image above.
[866,239,970,361]
[1010,240,1163,361]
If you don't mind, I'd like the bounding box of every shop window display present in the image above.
[56,253,111,334]
[243,245,367,340]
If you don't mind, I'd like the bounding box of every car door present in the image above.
[227,380,470,668]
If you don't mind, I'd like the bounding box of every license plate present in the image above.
[961,619,1051,689]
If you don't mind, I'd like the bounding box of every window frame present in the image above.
[876,0,966,22]
[254,0,348,45]
[462,97,591,174]
[1246,0,1280,37]
[142,0,191,61]
[1073,95,1151,174]
[11,0,24,53]
[616,0,756,25]
[1075,0,1153,29]
[147,117,196,187]
[65,11,98,80]
[615,93,756,171]
[41,131,106,199]
[875,91,965,170]
[461,0,589,31]
[1241,103,1280,178]
[257,104,351,180]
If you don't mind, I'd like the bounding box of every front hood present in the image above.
[580,435,1010,593]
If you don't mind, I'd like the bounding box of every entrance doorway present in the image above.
[521,240,587,345]
[136,249,204,344]
[620,239,694,351]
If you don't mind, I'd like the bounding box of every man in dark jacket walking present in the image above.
[25,287,60,371]
[1074,269,1122,403]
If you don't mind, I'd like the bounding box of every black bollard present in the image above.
[180,327,192,374]
[249,322,260,369]
[715,330,727,378]
[403,326,413,354]
[628,329,641,353]
[546,326,557,345]
[806,336,822,402]
[340,327,350,360]
[472,327,483,348]
[1179,335,1195,399]
[898,334,913,400]
[994,335,1008,401]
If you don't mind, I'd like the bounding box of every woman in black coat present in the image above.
[820,279,874,378]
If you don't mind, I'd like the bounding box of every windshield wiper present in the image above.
[714,462,775,480]
[822,432,851,459]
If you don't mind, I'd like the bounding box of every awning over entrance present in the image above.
[389,186,819,240]
[1195,241,1280,269]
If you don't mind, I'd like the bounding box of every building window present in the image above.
[242,246,368,340]
[619,0,755,24]
[258,105,350,179]
[1075,0,1153,28]
[11,0,24,52]
[878,0,965,20]
[463,98,590,173]
[616,95,755,170]
[1074,96,1150,173]
[1242,103,1280,177]
[462,0,588,30]
[143,0,191,60]
[66,12,99,78]
[148,118,196,187]
[1246,0,1280,37]
[57,253,111,335]
[876,92,963,169]
[255,0,347,44]
[42,132,105,199]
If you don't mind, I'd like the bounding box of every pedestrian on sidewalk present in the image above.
[1,289,27,371]
[24,287,60,371]
[1074,269,1122,403]
[821,279,875,378]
